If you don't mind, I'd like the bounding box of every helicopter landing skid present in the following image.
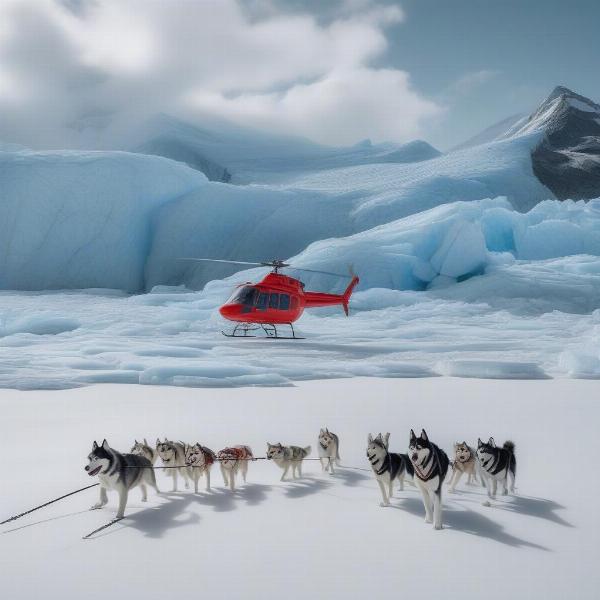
[222,322,304,339]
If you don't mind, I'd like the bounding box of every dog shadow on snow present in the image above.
[495,495,572,528]
[280,476,333,499]
[450,488,573,528]
[94,493,201,540]
[394,497,551,551]
[188,483,273,513]
[328,467,371,488]
[91,483,274,539]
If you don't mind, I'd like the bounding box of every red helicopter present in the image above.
[182,258,359,338]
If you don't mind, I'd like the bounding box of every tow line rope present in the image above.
[0,483,100,525]
[132,456,328,469]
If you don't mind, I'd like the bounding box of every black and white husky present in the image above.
[131,439,158,464]
[408,429,449,529]
[318,428,340,473]
[85,439,159,518]
[184,443,216,493]
[366,433,414,507]
[156,438,191,492]
[477,438,516,499]
[266,443,311,480]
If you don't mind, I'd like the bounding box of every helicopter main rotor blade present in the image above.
[178,258,264,266]
[287,266,351,279]
[178,257,352,279]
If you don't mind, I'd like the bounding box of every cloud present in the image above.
[0,0,441,147]
[442,69,499,100]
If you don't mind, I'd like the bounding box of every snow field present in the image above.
[0,378,598,599]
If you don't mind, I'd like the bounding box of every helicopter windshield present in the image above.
[228,285,257,306]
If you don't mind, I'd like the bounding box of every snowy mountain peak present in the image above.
[546,85,600,111]
[504,86,600,139]
[500,86,600,200]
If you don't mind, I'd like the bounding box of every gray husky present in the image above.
[85,439,159,518]
[266,443,311,480]
[184,443,216,493]
[409,429,449,530]
[131,439,158,464]
[156,438,191,492]
[217,446,253,491]
[447,441,479,492]
[477,438,516,499]
[318,428,340,473]
[366,432,414,506]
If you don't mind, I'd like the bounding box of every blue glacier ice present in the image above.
[1,133,552,292]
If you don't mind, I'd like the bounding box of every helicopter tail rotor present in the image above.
[342,271,360,316]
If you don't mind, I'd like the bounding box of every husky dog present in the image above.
[131,439,158,464]
[409,429,449,529]
[447,441,479,492]
[477,438,516,498]
[266,443,311,481]
[318,428,340,473]
[184,443,216,493]
[217,446,253,491]
[85,439,159,518]
[367,433,414,507]
[156,438,191,492]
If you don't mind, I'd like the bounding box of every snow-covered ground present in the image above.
[0,272,598,390]
[1,378,598,599]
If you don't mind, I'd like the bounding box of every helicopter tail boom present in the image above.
[303,275,359,316]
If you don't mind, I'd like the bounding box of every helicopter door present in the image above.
[256,292,268,311]
[279,294,290,310]
[269,293,279,309]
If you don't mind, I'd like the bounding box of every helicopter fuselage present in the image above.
[219,272,359,325]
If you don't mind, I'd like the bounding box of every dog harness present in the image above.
[218,446,253,462]
[412,450,435,480]
[188,446,215,467]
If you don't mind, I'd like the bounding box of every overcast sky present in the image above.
[1,0,599,150]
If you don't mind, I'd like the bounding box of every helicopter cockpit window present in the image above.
[279,294,290,310]
[229,286,257,306]
[256,292,268,311]
[269,293,279,309]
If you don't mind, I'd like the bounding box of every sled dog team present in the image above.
[85,427,515,530]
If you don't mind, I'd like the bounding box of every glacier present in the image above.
[0,123,599,388]
[1,197,599,388]
[1,132,551,292]
[0,150,207,291]
[284,197,600,294]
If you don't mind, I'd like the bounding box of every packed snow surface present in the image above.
[0,378,598,599]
